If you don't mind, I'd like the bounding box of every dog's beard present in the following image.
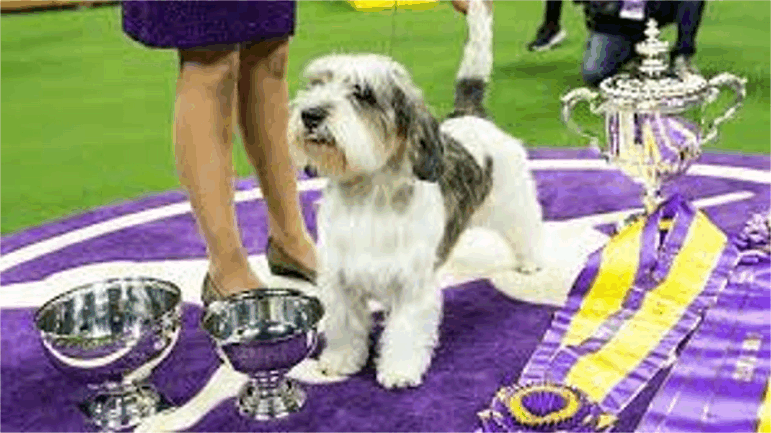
[304,143,348,177]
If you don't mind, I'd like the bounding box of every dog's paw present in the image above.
[376,362,426,389]
[376,350,432,389]
[317,346,367,377]
[515,261,542,275]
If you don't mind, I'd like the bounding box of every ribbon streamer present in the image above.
[478,194,739,432]
[637,217,770,433]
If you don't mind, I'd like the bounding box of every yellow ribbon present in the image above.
[561,212,728,403]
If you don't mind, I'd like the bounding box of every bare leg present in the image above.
[237,39,317,271]
[175,48,262,294]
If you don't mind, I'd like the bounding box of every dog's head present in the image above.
[288,54,444,182]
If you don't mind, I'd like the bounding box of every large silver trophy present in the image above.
[562,19,746,217]
[201,288,324,420]
[35,277,182,431]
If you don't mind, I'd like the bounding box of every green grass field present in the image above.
[1,1,769,236]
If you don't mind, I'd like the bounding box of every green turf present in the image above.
[1,1,769,235]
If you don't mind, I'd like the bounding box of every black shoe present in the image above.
[201,272,227,307]
[266,237,317,284]
[527,25,567,52]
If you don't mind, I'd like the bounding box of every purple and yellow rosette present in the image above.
[478,194,740,432]
[477,383,615,432]
[735,212,771,263]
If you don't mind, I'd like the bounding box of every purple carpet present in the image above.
[1,149,769,432]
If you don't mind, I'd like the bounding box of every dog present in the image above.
[288,0,545,389]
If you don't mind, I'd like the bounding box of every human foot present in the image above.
[266,235,317,283]
[203,264,263,304]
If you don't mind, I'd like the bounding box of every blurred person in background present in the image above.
[122,1,317,305]
[527,1,569,52]
[579,0,705,86]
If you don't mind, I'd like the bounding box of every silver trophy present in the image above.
[201,288,324,420]
[35,277,182,431]
[561,19,746,218]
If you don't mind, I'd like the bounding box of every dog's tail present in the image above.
[450,0,493,119]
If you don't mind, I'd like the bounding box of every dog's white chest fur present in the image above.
[318,179,445,303]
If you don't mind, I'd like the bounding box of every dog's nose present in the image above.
[301,107,326,130]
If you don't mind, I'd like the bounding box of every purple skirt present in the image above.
[122,1,296,50]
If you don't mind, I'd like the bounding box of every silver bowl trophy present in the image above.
[201,288,324,420]
[35,277,182,431]
[562,19,746,225]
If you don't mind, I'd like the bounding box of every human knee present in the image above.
[178,49,238,92]
[241,39,289,80]
[582,62,610,87]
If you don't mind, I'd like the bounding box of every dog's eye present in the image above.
[352,84,376,105]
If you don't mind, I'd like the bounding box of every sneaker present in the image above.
[527,25,567,52]
[671,55,700,78]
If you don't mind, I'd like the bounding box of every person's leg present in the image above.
[528,1,567,51]
[175,47,263,294]
[544,0,563,26]
[672,0,705,60]
[582,31,636,86]
[237,38,316,273]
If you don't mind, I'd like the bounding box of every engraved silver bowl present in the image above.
[35,277,182,431]
[201,288,324,420]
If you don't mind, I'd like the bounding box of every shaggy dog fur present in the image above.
[288,0,545,389]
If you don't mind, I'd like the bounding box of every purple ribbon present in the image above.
[522,194,705,399]
[483,194,739,432]
[637,234,770,432]
[607,113,701,185]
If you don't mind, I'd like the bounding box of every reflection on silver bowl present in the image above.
[201,288,324,420]
[35,277,182,431]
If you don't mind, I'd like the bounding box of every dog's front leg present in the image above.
[317,272,371,378]
[376,276,442,389]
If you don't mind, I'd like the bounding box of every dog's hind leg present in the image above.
[317,275,371,377]
[376,275,442,389]
[475,166,546,274]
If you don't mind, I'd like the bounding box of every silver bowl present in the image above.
[201,288,324,420]
[35,277,182,431]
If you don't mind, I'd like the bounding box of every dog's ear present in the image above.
[393,87,444,182]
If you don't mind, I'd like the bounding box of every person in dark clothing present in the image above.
[527,1,569,52]
[580,0,705,86]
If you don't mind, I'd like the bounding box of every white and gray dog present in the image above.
[288,0,545,389]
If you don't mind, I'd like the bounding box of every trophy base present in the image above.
[78,382,173,431]
[237,375,307,420]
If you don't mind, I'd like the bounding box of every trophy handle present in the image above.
[702,72,747,145]
[561,87,603,149]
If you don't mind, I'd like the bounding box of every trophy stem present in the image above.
[237,372,307,420]
[79,381,172,431]
[615,185,661,234]
[643,187,662,215]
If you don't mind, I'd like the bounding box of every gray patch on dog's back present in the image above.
[435,134,493,267]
